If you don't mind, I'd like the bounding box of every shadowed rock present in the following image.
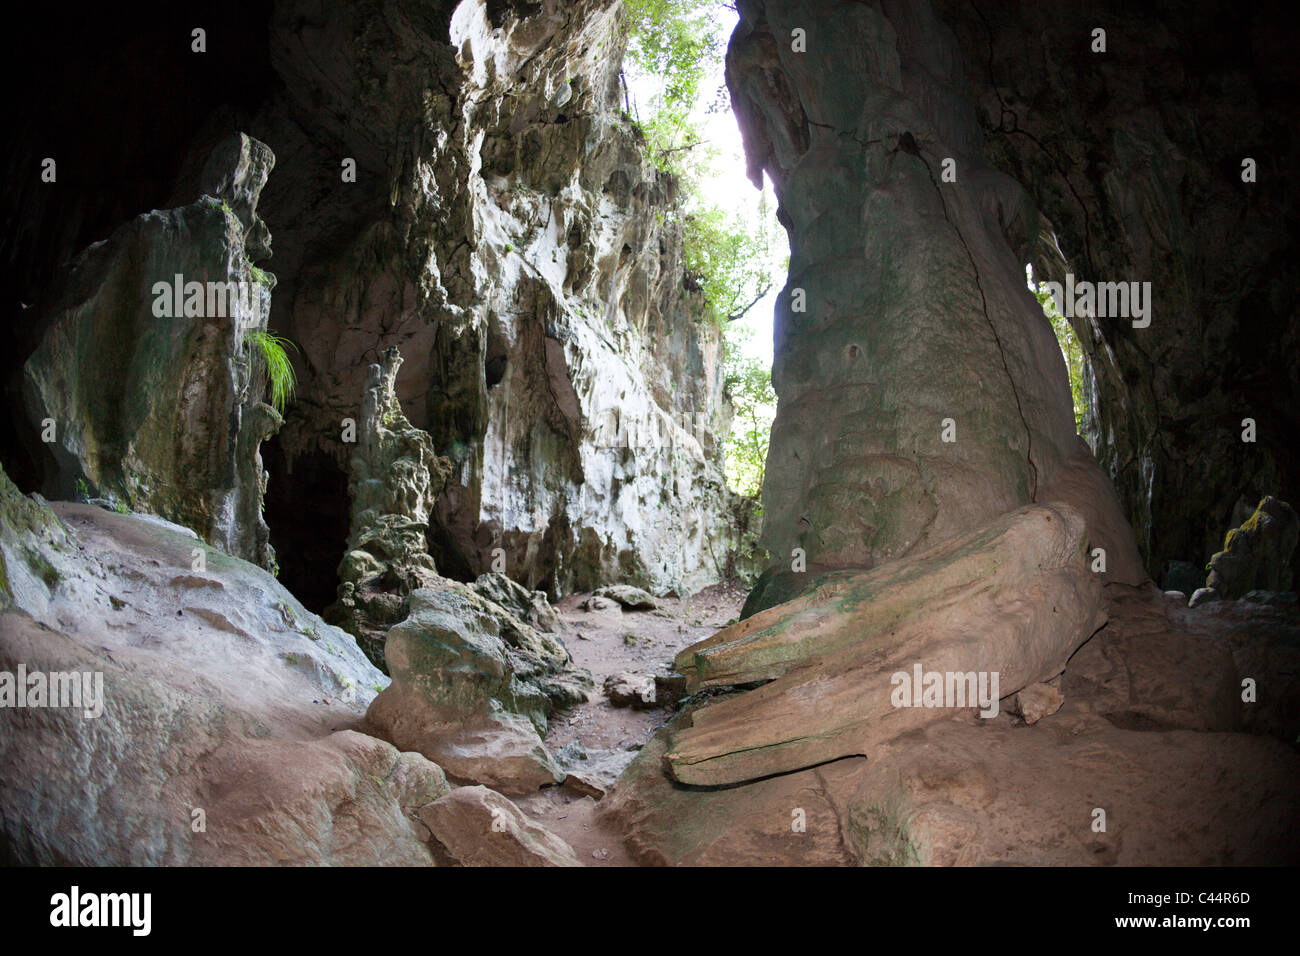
[1206,496,1298,599]
[20,133,282,569]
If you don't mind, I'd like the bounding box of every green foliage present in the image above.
[682,204,777,327]
[1028,271,1088,434]
[625,1,783,498]
[723,352,775,498]
[621,0,724,172]
[247,329,299,414]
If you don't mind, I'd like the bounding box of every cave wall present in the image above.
[246,0,740,599]
[2,0,741,603]
[929,0,1300,580]
[18,134,283,568]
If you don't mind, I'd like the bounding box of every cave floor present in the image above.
[511,582,747,866]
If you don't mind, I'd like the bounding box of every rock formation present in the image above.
[665,503,1105,785]
[2,0,1298,873]
[929,0,1300,578]
[727,0,1145,615]
[0,463,446,865]
[365,584,592,794]
[324,346,452,665]
[1205,496,1299,599]
[249,0,743,600]
[18,133,283,570]
[419,786,582,867]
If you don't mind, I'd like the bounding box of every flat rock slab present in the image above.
[601,683,1300,866]
[665,504,1105,785]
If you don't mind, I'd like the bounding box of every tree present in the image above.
[621,0,724,171]
[625,1,783,497]
[723,349,776,499]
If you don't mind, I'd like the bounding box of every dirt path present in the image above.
[512,583,747,865]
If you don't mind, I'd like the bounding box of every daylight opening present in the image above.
[1026,262,1090,440]
[621,0,788,501]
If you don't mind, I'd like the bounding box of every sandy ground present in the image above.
[512,582,746,865]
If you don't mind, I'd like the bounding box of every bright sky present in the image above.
[624,4,784,368]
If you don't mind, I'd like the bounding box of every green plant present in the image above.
[622,0,724,174]
[247,329,299,413]
[74,477,90,501]
[723,353,776,498]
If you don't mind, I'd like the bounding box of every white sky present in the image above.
[624,4,784,368]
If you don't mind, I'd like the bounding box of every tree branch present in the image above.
[726,281,772,322]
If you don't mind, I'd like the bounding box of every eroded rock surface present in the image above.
[667,504,1105,785]
[726,1,1144,613]
[254,0,742,599]
[601,583,1300,866]
[364,585,592,794]
[19,133,283,570]
[325,346,451,667]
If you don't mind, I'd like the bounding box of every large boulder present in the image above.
[0,469,447,865]
[364,586,592,794]
[601,601,1300,866]
[473,571,563,633]
[419,786,581,867]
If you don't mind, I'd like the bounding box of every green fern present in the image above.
[247,329,299,413]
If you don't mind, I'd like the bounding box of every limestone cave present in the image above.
[0,0,1297,894]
